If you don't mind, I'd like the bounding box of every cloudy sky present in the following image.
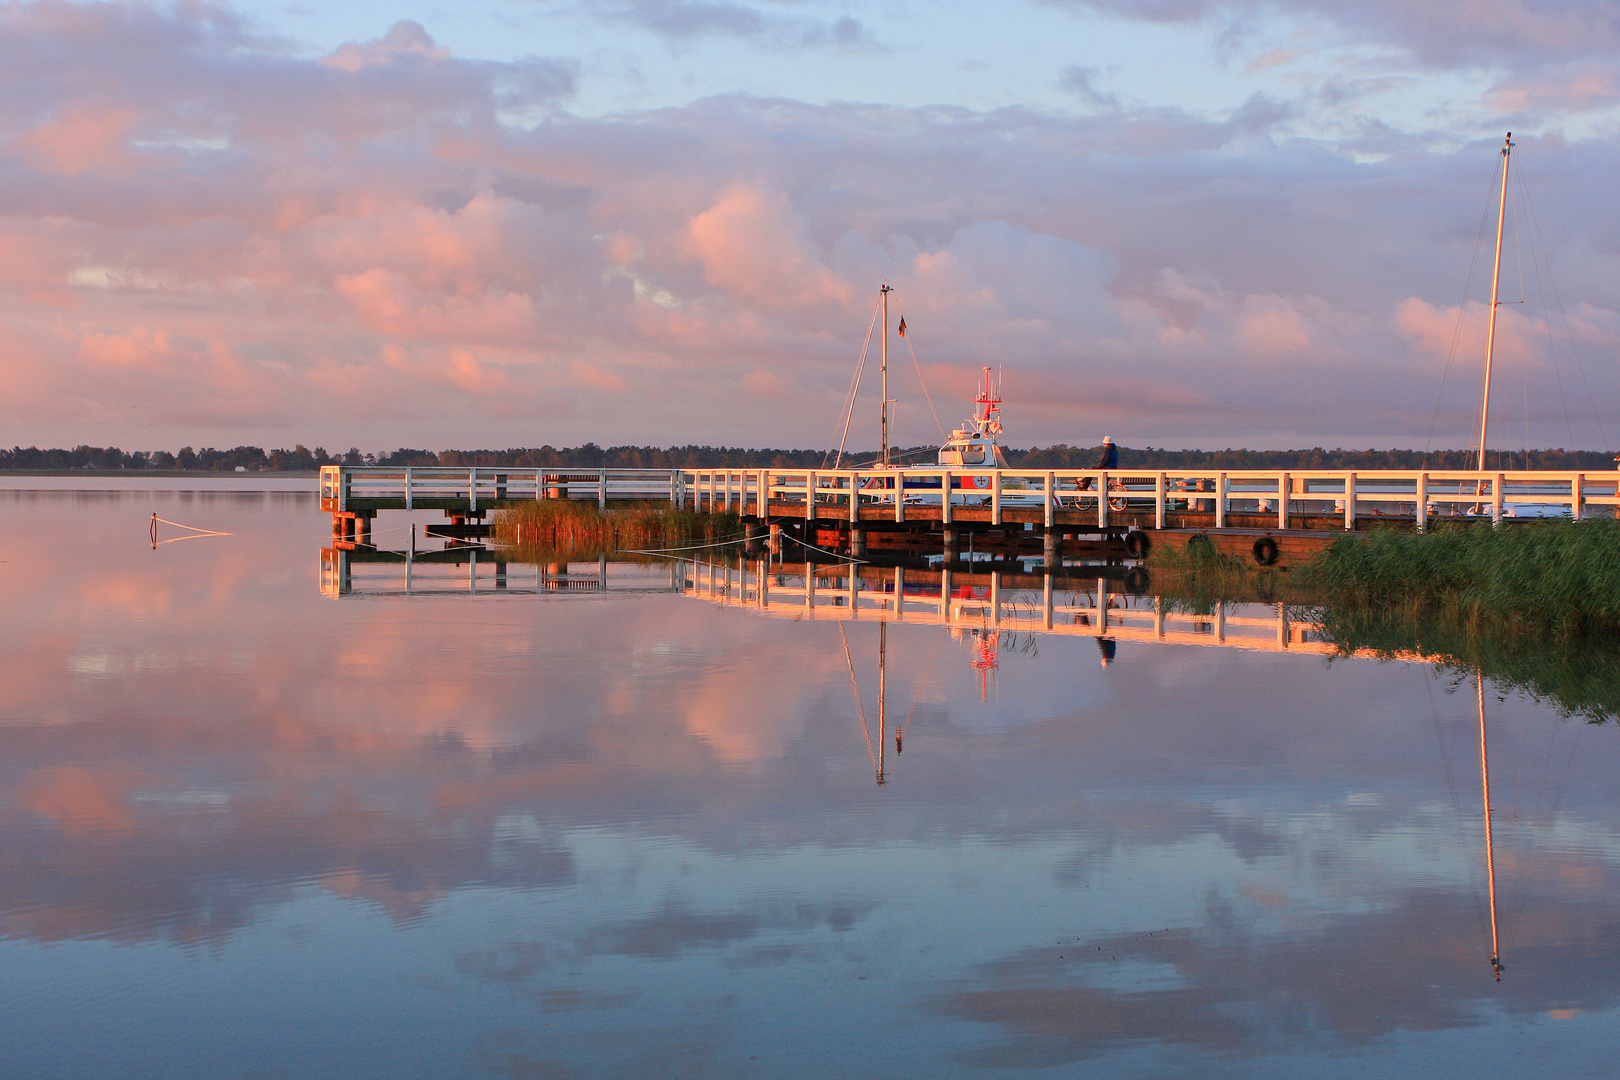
[3,0,1618,453]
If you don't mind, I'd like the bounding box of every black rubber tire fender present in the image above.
[1252,536,1281,566]
[1123,530,1152,558]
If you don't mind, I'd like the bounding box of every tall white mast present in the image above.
[1477,133,1513,474]
[1478,671,1503,980]
[880,284,891,468]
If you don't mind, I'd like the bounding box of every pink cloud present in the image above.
[16,103,141,176]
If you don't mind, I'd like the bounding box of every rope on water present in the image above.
[781,530,868,564]
[150,513,233,546]
[620,536,754,558]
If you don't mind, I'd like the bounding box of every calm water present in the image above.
[3,483,1619,1079]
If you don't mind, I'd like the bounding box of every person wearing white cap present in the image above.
[1095,436,1119,470]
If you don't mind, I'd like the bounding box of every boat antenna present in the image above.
[1478,133,1512,478]
[881,284,892,468]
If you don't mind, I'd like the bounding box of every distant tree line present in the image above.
[4,442,1616,472]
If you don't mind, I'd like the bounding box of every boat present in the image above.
[842,286,1064,509]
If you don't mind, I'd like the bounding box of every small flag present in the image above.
[897,317,907,337]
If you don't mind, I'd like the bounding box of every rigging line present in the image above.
[1425,158,1503,461]
[897,313,947,443]
[839,622,878,770]
[897,625,949,740]
[827,297,882,470]
[1519,164,1609,453]
[1517,167,1576,447]
[1424,670,1486,932]
[1511,181,1531,469]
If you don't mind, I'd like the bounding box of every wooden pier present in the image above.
[321,464,1620,565]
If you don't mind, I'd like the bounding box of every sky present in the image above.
[3,0,1620,453]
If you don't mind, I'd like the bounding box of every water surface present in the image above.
[2,484,1618,1079]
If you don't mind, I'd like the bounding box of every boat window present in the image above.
[939,446,962,465]
[959,445,986,465]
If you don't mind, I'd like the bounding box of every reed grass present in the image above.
[492,500,739,554]
[1293,518,1620,637]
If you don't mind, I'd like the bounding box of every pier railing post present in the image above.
[469,468,477,513]
[599,469,607,510]
[1343,472,1355,531]
[1154,472,1166,530]
[1416,472,1428,532]
[991,472,1002,525]
[1097,471,1108,529]
[1276,471,1288,530]
[1044,471,1055,529]
[1492,473,1505,524]
[1572,471,1585,519]
[1214,472,1226,529]
[405,467,413,511]
[941,471,953,524]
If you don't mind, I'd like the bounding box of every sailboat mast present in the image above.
[1477,133,1512,474]
[1478,671,1502,980]
[880,285,891,468]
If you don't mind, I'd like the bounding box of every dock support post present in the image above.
[769,522,782,556]
[1416,472,1428,533]
[1043,528,1060,569]
[943,527,958,563]
[850,526,867,558]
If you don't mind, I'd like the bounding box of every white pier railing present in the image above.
[323,464,1620,529]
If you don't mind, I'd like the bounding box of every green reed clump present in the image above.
[1295,518,1620,636]
[492,500,738,553]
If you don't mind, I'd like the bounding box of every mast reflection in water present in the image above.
[1,485,1618,1079]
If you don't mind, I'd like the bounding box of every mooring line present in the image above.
[150,513,234,547]
[780,531,868,564]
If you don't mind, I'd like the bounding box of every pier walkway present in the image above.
[321,464,1620,561]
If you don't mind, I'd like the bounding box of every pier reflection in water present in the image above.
[3,486,1620,1079]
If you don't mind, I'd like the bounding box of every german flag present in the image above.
[897,316,907,337]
